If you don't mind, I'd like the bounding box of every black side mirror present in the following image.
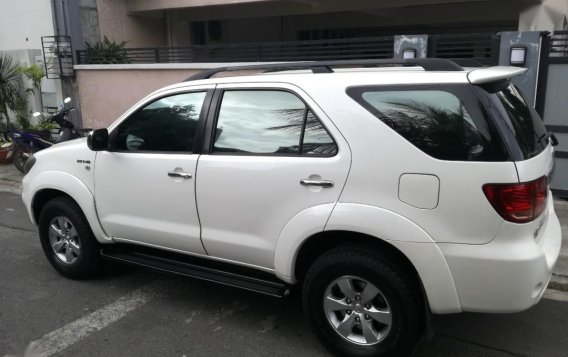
[87,129,109,151]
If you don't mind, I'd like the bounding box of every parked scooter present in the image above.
[11,97,80,173]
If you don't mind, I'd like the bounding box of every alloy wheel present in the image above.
[324,275,392,345]
[48,216,81,264]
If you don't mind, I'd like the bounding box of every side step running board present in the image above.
[100,245,290,298]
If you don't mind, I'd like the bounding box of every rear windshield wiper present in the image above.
[538,131,559,146]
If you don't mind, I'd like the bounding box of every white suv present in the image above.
[21,59,562,357]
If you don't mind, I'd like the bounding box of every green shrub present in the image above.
[85,36,131,64]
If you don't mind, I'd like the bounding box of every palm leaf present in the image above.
[0,54,25,128]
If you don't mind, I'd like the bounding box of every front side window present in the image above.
[348,87,508,161]
[115,92,206,152]
[213,90,337,156]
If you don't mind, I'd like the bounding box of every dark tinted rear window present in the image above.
[347,85,509,161]
[485,85,547,160]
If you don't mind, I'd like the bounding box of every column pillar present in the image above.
[393,35,428,59]
[499,31,544,106]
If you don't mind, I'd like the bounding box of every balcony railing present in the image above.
[76,36,395,64]
[76,33,505,66]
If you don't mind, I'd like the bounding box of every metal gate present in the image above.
[537,31,568,197]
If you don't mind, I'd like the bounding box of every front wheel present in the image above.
[13,143,37,173]
[38,197,102,279]
[303,246,424,357]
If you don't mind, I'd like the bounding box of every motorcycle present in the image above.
[11,97,81,173]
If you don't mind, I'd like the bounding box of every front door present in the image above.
[95,89,212,254]
[196,84,351,268]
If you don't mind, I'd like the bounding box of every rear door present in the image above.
[195,83,351,269]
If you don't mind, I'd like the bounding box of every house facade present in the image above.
[91,0,567,48]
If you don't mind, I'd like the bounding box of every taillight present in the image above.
[482,176,548,224]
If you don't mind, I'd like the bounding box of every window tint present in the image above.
[492,85,547,159]
[302,111,338,156]
[354,90,492,161]
[213,90,337,156]
[116,92,206,152]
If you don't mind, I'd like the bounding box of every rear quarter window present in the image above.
[478,84,547,160]
[347,85,509,162]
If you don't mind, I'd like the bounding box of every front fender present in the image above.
[22,170,111,243]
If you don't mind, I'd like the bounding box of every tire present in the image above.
[302,246,424,357]
[38,197,102,279]
[13,143,37,173]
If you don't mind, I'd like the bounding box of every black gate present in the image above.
[428,33,501,66]
[41,36,74,78]
[536,31,568,197]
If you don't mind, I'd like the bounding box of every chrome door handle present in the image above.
[168,172,192,179]
[300,179,334,188]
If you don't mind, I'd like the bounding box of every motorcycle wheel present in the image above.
[14,143,37,173]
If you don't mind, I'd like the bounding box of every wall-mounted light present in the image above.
[403,48,417,59]
[510,46,527,66]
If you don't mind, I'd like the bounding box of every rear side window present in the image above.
[347,86,509,161]
[485,85,547,160]
[213,90,337,156]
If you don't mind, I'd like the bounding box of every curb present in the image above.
[550,274,568,292]
[552,253,568,281]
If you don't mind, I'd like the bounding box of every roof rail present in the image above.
[184,58,464,81]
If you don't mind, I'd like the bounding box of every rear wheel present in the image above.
[13,143,37,173]
[302,246,423,357]
[38,197,102,279]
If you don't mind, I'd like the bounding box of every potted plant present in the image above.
[0,135,13,164]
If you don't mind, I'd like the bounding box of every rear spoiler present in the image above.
[467,66,527,85]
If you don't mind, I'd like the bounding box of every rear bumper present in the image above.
[438,198,562,313]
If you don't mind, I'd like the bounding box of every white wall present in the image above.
[0,0,63,117]
[0,0,55,51]
[519,0,568,31]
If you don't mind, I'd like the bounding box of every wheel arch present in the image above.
[26,171,111,243]
[32,188,74,223]
[294,230,420,284]
[275,203,462,314]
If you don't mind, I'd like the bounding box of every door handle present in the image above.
[168,171,192,179]
[300,179,334,188]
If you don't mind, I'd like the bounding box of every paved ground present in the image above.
[0,163,22,194]
[1,162,568,357]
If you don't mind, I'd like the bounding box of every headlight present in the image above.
[23,155,36,174]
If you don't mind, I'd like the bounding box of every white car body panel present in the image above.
[514,142,556,182]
